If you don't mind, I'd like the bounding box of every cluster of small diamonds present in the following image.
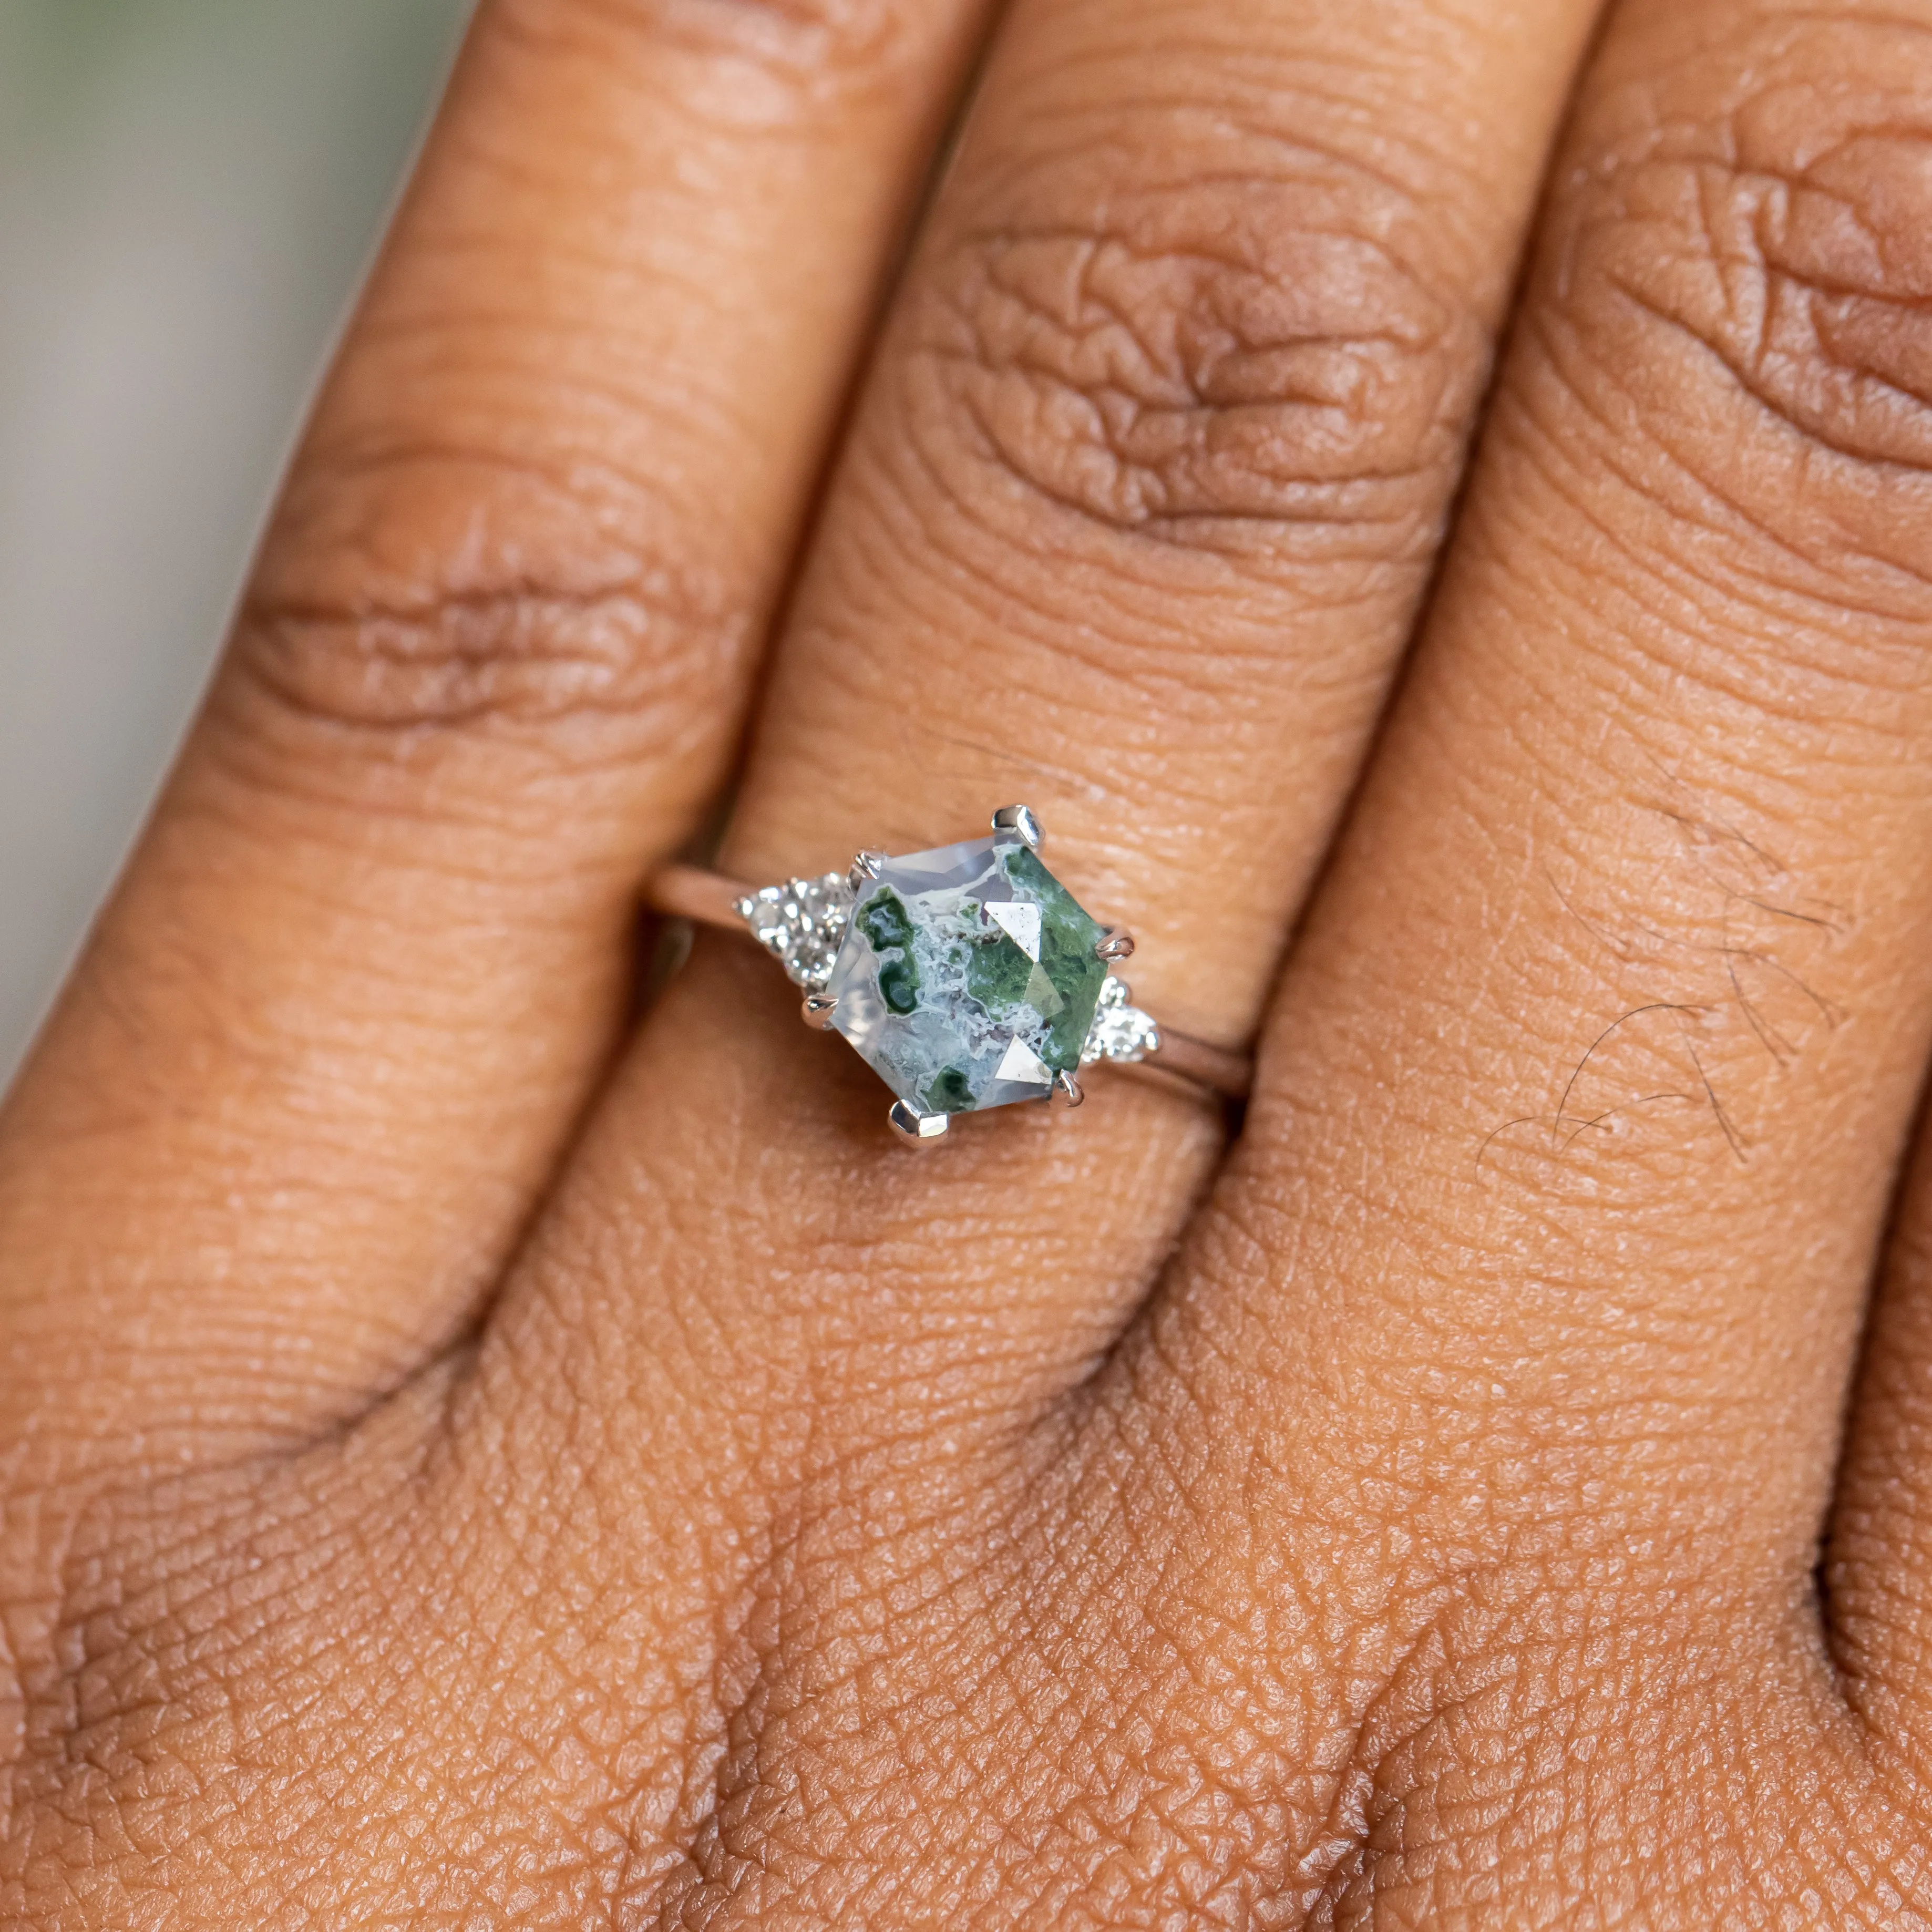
[1081,974,1160,1065]
[733,873,854,992]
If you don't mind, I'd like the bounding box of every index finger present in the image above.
[0,0,990,1473]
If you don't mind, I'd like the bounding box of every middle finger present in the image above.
[507,0,1605,1446]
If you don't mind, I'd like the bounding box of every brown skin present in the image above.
[6,0,1932,1920]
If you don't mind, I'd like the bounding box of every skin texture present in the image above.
[14,0,1932,1921]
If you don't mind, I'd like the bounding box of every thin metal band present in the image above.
[647,862,1254,1104]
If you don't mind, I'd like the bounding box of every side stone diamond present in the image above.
[733,872,853,992]
[1081,974,1160,1066]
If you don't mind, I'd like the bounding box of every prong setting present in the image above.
[1050,1070,1085,1110]
[991,804,1044,851]
[801,993,838,1031]
[889,1099,950,1144]
[848,850,886,891]
[1096,928,1135,962]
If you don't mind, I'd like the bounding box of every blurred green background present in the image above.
[0,0,474,1083]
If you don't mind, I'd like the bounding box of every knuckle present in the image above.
[896,134,1482,564]
[1538,14,1932,530]
[228,441,747,752]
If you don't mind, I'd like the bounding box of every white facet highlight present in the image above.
[993,1035,1053,1091]
[984,900,1042,960]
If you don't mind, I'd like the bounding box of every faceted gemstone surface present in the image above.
[826,833,1109,1114]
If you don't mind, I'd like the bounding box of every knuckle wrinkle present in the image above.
[230,444,744,743]
[1543,17,1932,490]
[901,149,1480,556]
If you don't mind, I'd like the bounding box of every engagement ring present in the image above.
[647,807,1252,1143]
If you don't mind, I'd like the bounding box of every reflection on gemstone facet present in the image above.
[825,833,1109,1116]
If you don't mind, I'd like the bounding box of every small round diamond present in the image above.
[735,872,852,992]
[1082,974,1160,1065]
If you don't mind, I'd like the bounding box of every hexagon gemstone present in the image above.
[825,833,1109,1115]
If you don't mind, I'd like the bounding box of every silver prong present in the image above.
[889,1099,950,1144]
[1050,1070,1085,1111]
[991,804,1044,851]
[848,851,886,890]
[801,993,838,1031]
[1096,928,1135,962]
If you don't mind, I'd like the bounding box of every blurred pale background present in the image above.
[0,0,474,1086]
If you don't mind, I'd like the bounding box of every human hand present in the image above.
[7,0,1932,1921]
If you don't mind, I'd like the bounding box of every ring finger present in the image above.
[490,0,1606,1483]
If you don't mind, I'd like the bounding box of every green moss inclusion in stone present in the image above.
[855,889,922,1015]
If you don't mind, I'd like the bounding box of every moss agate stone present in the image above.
[826,834,1108,1115]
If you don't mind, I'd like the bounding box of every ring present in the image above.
[645,805,1253,1143]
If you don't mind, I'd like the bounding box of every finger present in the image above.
[0,0,988,1466]
[487,0,1604,1502]
[394,0,1602,1906]
[1833,1136,1932,1767]
[1128,0,1932,1823]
